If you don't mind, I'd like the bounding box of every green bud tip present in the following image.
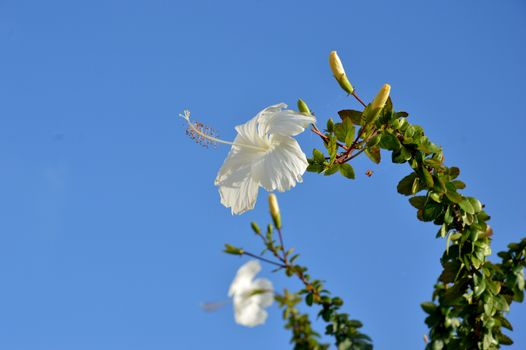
[297,99,311,115]
[250,222,261,234]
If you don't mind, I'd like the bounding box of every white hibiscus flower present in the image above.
[228,260,274,327]
[181,103,315,214]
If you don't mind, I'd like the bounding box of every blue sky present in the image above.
[0,0,525,349]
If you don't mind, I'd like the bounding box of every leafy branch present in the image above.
[225,209,372,350]
[306,94,525,349]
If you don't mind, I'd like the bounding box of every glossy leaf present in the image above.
[339,163,355,179]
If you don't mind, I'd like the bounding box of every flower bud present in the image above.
[371,83,391,111]
[268,193,281,229]
[364,83,391,123]
[297,99,311,115]
[251,222,261,234]
[329,51,354,94]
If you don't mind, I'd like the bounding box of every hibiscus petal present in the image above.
[233,300,268,327]
[215,137,265,215]
[252,135,308,192]
[251,278,274,308]
[234,115,270,148]
[218,175,259,215]
[228,260,261,297]
[215,144,261,185]
[258,104,316,137]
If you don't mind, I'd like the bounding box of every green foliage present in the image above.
[276,290,330,350]
[227,208,373,349]
[224,90,525,350]
[305,95,525,349]
[356,99,525,349]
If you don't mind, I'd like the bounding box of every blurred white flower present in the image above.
[228,260,274,327]
[181,104,315,215]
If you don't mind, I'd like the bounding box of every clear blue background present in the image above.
[1,0,525,349]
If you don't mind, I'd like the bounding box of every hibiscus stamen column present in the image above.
[180,110,268,152]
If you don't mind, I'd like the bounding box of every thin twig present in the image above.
[351,91,367,108]
[243,251,286,268]
[276,227,289,265]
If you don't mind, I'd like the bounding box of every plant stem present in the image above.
[311,126,348,151]
[351,91,367,108]
[277,227,289,264]
[242,251,286,268]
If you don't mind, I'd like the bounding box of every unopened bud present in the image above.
[329,51,354,94]
[297,99,311,115]
[371,84,391,111]
[250,222,261,234]
[364,83,391,123]
[268,193,281,229]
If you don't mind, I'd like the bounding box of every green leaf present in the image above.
[392,146,412,163]
[395,111,409,119]
[324,164,340,176]
[443,278,469,305]
[327,135,338,162]
[421,201,444,222]
[459,198,475,214]
[444,206,453,224]
[438,223,447,238]
[474,273,486,297]
[367,134,381,148]
[498,316,513,331]
[497,333,513,345]
[439,260,461,283]
[334,123,346,143]
[339,163,355,179]
[365,146,381,164]
[419,141,439,155]
[517,271,525,291]
[445,182,463,204]
[347,319,363,328]
[338,109,363,125]
[307,162,324,173]
[494,295,510,312]
[379,132,401,151]
[326,118,334,133]
[411,177,420,194]
[451,180,466,189]
[344,118,355,147]
[446,232,453,254]
[409,196,427,209]
[423,158,444,169]
[467,197,482,213]
[484,298,495,316]
[392,116,408,130]
[449,166,460,179]
[420,302,437,314]
[450,232,462,241]
[421,166,434,188]
[305,293,313,306]
[313,148,325,163]
[397,173,418,196]
[429,191,441,203]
